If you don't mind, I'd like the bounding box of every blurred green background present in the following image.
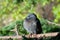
[0,0,60,40]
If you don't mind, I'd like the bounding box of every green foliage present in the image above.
[16,0,23,3]
[40,18,60,33]
[0,20,28,36]
[52,4,60,23]
[2,22,15,31]
[0,21,16,36]
[0,0,50,20]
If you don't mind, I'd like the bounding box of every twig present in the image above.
[15,24,19,36]
[10,24,19,36]
[47,20,60,26]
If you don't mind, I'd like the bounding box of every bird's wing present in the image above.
[36,19,42,34]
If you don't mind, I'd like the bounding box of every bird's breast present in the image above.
[23,20,36,34]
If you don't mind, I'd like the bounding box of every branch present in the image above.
[0,32,59,39]
[47,20,60,26]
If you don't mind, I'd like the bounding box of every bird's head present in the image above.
[25,13,37,22]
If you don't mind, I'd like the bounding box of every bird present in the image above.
[23,13,42,40]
